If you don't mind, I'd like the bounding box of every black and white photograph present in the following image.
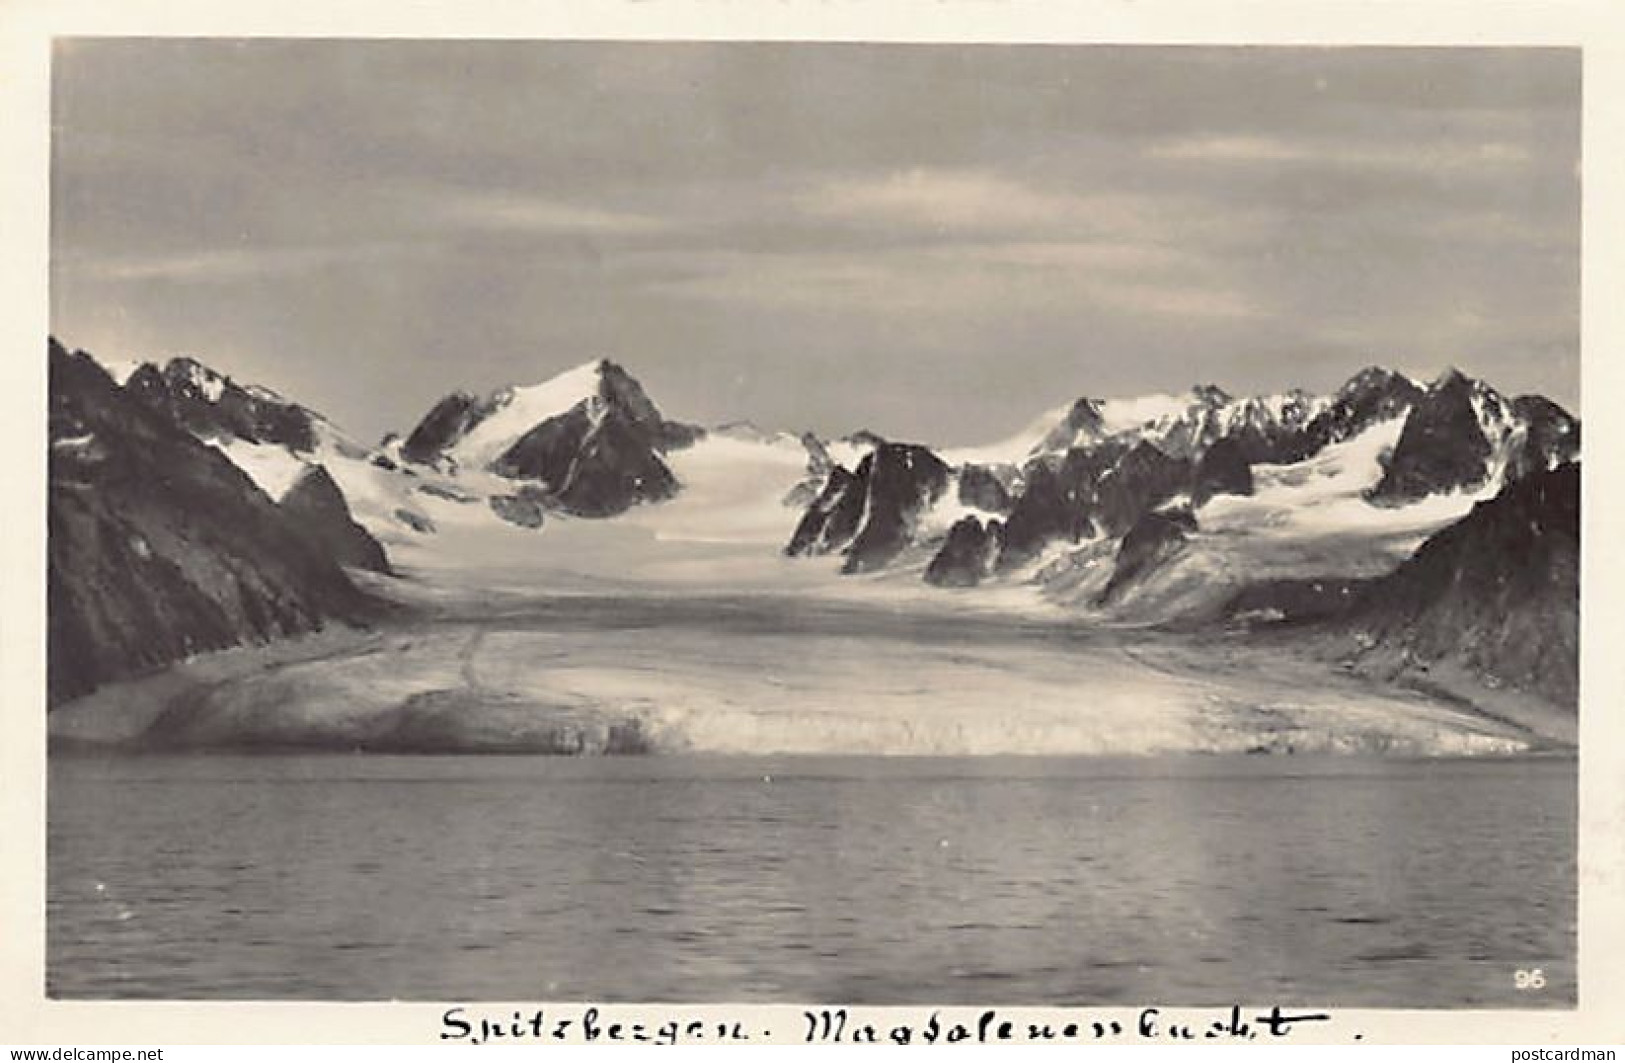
[6,8,1623,1045]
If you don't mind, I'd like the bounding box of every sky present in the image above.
[50,41,1580,447]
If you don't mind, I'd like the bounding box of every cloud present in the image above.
[1083,278,1265,321]
[431,191,670,236]
[636,241,1267,324]
[54,242,423,283]
[53,186,673,283]
[1145,132,1535,174]
[628,168,1274,325]
[797,169,1098,231]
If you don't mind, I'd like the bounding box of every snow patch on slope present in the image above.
[624,433,811,546]
[448,360,605,470]
[1200,416,1489,543]
[914,475,1004,541]
[942,387,1334,470]
[208,439,311,502]
[824,436,881,472]
[1099,393,1192,435]
[1038,416,1500,618]
[941,403,1072,467]
[94,356,146,386]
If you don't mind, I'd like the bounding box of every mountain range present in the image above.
[45,336,1581,713]
[47,341,385,705]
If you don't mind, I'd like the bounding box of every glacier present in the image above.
[54,354,1574,758]
[50,592,1535,757]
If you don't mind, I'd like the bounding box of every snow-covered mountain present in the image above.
[61,336,1581,710]
[48,341,382,705]
[944,383,1330,470]
[116,352,441,552]
[782,365,1579,623]
[98,349,838,583]
[92,345,1581,612]
[1367,368,1579,504]
[398,359,705,517]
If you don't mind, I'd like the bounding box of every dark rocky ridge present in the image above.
[493,403,681,517]
[278,465,393,575]
[957,463,1013,513]
[1191,435,1255,506]
[924,516,1005,587]
[48,340,382,707]
[987,438,1195,573]
[1093,442,1195,536]
[488,487,549,529]
[1368,370,1496,504]
[1290,367,1422,462]
[786,466,866,558]
[400,391,496,466]
[1098,508,1197,606]
[995,443,1125,569]
[1345,461,1579,708]
[125,357,319,452]
[1505,395,1581,483]
[594,360,706,452]
[988,420,1260,577]
[842,445,951,574]
[785,442,950,574]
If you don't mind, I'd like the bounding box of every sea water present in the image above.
[48,752,1574,1006]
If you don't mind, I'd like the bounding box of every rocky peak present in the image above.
[1504,395,1581,482]
[596,359,663,432]
[1094,441,1193,535]
[1367,369,1506,505]
[957,463,1014,513]
[1191,435,1255,507]
[1428,366,1471,390]
[1338,365,1413,399]
[785,442,950,574]
[400,390,491,466]
[925,516,1005,588]
[279,465,392,575]
[842,444,951,574]
[1097,507,1198,606]
[125,355,317,453]
[1032,397,1107,453]
[399,359,702,516]
[1258,365,1423,464]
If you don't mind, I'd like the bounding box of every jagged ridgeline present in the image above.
[783,366,1576,594]
[47,335,1581,715]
